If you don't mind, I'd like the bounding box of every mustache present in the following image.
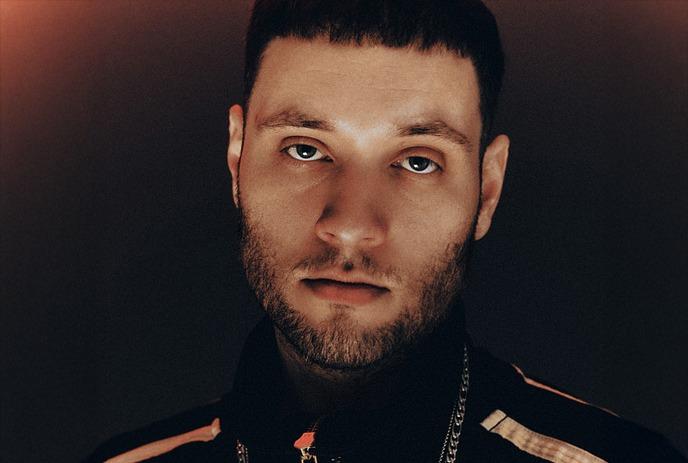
[292,247,403,285]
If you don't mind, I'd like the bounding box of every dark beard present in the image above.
[239,206,475,371]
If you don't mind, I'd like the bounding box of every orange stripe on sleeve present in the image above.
[104,417,221,463]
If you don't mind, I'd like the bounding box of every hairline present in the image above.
[242,34,488,154]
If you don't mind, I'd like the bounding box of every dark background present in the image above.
[1,1,686,461]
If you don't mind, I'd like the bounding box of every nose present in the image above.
[314,176,387,252]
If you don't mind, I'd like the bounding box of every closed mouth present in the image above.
[303,278,388,291]
[301,278,390,304]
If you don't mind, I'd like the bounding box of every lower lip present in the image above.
[303,279,388,305]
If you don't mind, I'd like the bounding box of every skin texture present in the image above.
[227,37,509,412]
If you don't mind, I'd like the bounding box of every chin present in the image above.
[270,295,427,371]
[299,295,391,330]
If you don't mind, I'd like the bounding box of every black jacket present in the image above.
[87,311,685,462]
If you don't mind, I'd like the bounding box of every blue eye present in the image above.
[283,144,327,161]
[399,156,439,174]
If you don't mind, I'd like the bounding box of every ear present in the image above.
[474,134,509,240]
[227,104,245,207]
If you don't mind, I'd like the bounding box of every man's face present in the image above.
[228,37,508,370]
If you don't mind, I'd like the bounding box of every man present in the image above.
[87,1,685,462]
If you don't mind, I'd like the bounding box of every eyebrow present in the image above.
[257,110,473,153]
[257,110,335,131]
[397,120,474,153]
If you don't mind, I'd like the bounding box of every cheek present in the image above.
[239,157,327,259]
[388,213,472,269]
[241,142,328,202]
[390,178,479,238]
[384,183,479,275]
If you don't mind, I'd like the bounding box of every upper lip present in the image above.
[302,271,390,290]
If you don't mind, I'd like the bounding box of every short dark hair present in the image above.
[243,0,504,150]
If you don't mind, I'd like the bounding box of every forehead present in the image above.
[248,37,481,139]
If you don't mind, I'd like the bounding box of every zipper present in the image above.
[237,417,342,462]
[293,417,322,462]
[236,439,249,463]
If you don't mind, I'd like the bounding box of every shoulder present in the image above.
[471,348,686,463]
[84,398,233,463]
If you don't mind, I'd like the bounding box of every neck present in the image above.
[272,303,466,417]
[274,327,407,417]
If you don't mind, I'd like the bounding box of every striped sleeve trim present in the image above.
[104,418,221,463]
[480,409,607,463]
[512,365,617,416]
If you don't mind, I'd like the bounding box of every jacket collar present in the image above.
[222,301,470,457]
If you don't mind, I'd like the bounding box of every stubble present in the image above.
[239,205,475,371]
